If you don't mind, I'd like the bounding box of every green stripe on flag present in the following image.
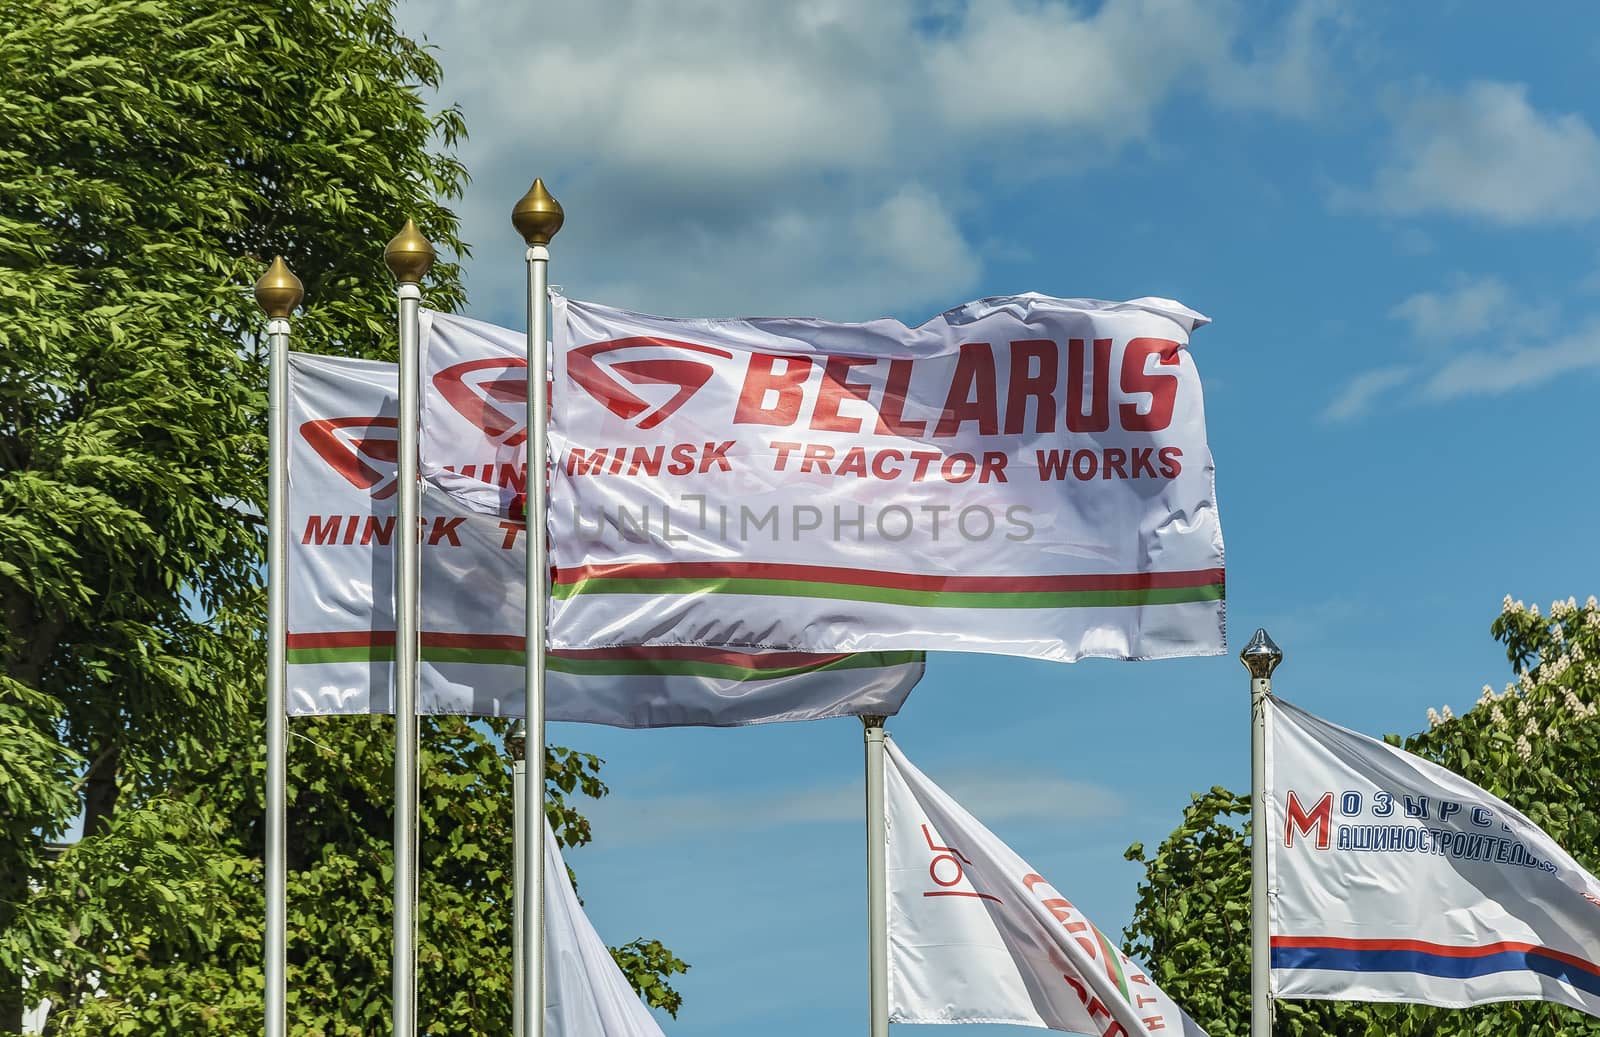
[287,647,919,680]
[552,577,1224,610]
[287,646,522,667]
[1094,925,1132,1002]
[545,651,918,682]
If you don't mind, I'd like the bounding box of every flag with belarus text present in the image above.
[885,738,1207,1035]
[541,817,668,1037]
[1268,695,1600,1017]
[546,293,1224,663]
[286,348,921,725]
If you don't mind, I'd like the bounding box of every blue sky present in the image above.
[397,2,1600,1033]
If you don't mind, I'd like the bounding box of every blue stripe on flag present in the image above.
[1273,943,1600,997]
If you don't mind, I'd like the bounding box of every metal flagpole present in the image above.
[385,220,435,1037]
[511,178,563,1037]
[862,716,889,1037]
[1242,628,1283,1037]
[509,721,527,1037]
[256,256,303,1037]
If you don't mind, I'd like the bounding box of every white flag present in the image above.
[885,738,1206,1035]
[539,293,1223,663]
[1267,695,1600,1016]
[543,818,668,1037]
[286,350,920,725]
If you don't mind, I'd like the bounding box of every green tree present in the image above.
[1123,595,1600,1036]
[0,0,684,1032]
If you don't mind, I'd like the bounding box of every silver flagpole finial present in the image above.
[1240,628,1282,680]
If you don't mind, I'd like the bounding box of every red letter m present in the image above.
[1284,792,1332,849]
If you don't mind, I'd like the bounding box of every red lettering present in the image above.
[1004,339,1058,434]
[1157,446,1182,478]
[342,514,360,544]
[360,516,395,546]
[1072,451,1097,480]
[1035,450,1070,480]
[800,444,835,474]
[498,463,526,492]
[1102,447,1128,479]
[1130,447,1156,478]
[979,451,1008,483]
[627,446,663,477]
[908,451,942,481]
[871,450,904,480]
[667,443,696,476]
[874,359,927,437]
[1065,338,1112,433]
[735,353,811,426]
[608,448,626,475]
[1039,897,1073,923]
[698,440,734,473]
[811,356,876,433]
[427,517,465,546]
[1119,338,1180,432]
[934,343,999,437]
[302,515,341,545]
[1285,791,1333,850]
[566,448,608,476]
[770,441,801,472]
[498,521,523,549]
[835,447,868,478]
[941,453,976,483]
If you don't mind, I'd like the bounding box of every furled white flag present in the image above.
[885,738,1207,1035]
[539,293,1223,663]
[1267,695,1600,1017]
[542,817,667,1037]
[285,349,922,725]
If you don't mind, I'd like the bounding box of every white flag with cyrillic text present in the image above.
[1268,695,1600,1017]
[885,738,1206,1035]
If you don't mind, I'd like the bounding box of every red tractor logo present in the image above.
[299,417,400,498]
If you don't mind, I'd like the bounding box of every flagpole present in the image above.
[1242,628,1283,1037]
[510,721,527,1037]
[385,219,435,1037]
[862,716,889,1037]
[256,256,303,1037]
[512,178,563,1037]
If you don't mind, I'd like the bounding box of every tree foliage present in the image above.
[1123,595,1600,1036]
[0,0,683,1031]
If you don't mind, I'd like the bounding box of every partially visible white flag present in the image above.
[543,818,667,1037]
[885,739,1206,1036]
[1268,695,1600,1017]
[286,351,920,725]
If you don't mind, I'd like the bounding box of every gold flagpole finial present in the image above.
[384,218,436,284]
[254,256,304,318]
[511,178,564,246]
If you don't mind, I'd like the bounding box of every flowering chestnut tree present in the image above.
[1122,595,1600,1037]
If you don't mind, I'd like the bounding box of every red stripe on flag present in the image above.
[1271,936,1600,978]
[551,645,853,668]
[552,561,1224,594]
[288,631,524,650]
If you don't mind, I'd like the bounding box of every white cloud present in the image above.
[1321,364,1412,422]
[1373,81,1600,225]
[1389,275,1509,342]
[1421,320,1600,400]
[398,0,1341,319]
[585,768,1121,847]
